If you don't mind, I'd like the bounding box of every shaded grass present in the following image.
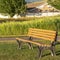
[0,41,60,60]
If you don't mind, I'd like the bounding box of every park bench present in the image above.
[16,28,57,58]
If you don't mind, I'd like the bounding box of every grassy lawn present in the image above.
[0,41,60,60]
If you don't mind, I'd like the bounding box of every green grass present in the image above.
[0,42,60,60]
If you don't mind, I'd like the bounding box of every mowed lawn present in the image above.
[0,40,60,60]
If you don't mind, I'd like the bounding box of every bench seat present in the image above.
[16,38,51,47]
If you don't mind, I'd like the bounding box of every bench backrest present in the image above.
[28,28,57,42]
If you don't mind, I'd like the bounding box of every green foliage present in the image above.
[0,0,26,17]
[47,0,60,10]
[0,16,60,36]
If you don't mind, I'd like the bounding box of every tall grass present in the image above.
[0,16,60,36]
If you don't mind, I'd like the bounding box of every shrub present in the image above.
[0,16,60,36]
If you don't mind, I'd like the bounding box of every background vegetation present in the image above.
[47,0,60,10]
[0,0,26,17]
[0,16,60,36]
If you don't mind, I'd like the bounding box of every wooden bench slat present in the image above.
[29,35,54,41]
[28,30,56,36]
[28,33,55,40]
[16,38,50,47]
[28,28,56,41]
[29,28,56,34]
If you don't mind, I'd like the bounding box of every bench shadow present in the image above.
[42,50,60,57]
[42,53,50,57]
[56,50,60,55]
[18,46,60,56]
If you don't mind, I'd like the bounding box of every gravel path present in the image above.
[0,36,60,41]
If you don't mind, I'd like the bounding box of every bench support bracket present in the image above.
[50,46,56,56]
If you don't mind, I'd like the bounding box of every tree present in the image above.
[0,0,26,17]
[47,0,60,10]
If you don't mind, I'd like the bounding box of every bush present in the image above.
[0,16,60,36]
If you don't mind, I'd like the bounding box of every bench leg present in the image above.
[28,43,33,49]
[38,46,43,58]
[28,37,33,49]
[50,46,56,56]
[17,40,22,49]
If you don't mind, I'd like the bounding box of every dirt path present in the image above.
[0,36,60,41]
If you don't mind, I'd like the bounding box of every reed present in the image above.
[0,16,60,36]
